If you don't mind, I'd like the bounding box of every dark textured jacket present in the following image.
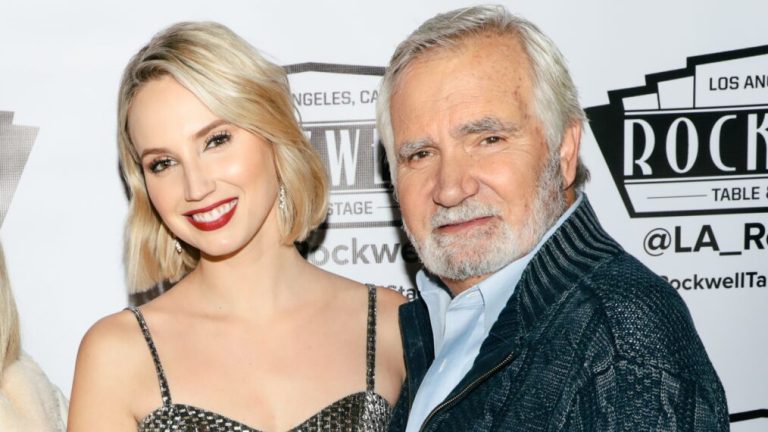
[390,198,729,432]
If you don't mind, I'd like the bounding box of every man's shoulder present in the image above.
[584,250,680,310]
[584,251,687,328]
[575,252,712,373]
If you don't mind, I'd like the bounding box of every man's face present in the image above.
[389,35,579,293]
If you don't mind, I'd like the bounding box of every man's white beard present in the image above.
[405,155,567,282]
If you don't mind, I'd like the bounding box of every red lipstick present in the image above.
[183,198,238,231]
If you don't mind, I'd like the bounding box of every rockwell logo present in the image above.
[0,111,37,227]
[285,63,397,228]
[662,271,767,290]
[586,45,768,217]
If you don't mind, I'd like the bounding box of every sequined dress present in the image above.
[127,284,393,431]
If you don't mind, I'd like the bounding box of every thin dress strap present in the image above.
[365,284,377,392]
[126,306,173,406]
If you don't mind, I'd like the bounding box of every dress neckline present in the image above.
[128,283,388,431]
[139,391,391,432]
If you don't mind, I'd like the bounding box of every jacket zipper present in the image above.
[418,351,518,432]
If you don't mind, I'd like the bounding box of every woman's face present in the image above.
[128,75,281,258]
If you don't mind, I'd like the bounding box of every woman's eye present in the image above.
[148,157,175,173]
[205,131,231,149]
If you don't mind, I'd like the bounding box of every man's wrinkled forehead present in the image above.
[396,116,522,161]
[393,31,529,95]
[390,33,534,144]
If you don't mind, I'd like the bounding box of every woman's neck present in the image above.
[182,234,316,320]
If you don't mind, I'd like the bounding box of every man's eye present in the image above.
[148,157,175,173]
[407,150,432,162]
[481,135,503,145]
[205,131,231,149]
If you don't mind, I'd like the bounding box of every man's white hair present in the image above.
[376,4,589,187]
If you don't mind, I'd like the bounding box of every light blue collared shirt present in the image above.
[405,195,583,432]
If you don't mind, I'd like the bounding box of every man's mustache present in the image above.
[431,200,502,229]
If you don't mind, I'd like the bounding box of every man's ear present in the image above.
[559,121,581,190]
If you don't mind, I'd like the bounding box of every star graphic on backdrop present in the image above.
[0,111,38,228]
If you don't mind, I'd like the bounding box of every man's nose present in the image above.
[432,150,479,207]
[183,159,216,202]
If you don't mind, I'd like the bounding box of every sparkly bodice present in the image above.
[128,284,392,431]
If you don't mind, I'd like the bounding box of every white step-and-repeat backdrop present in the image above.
[1,1,765,429]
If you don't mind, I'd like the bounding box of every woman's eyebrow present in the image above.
[193,118,229,140]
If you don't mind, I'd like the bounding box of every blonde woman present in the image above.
[0,241,68,431]
[68,22,404,431]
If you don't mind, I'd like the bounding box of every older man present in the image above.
[376,5,729,431]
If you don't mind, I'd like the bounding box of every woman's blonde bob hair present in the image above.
[118,22,328,293]
[0,241,21,377]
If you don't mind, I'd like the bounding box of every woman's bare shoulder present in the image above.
[374,285,407,312]
[370,285,406,346]
[368,286,406,402]
[68,309,147,431]
[72,309,152,400]
[77,309,146,364]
